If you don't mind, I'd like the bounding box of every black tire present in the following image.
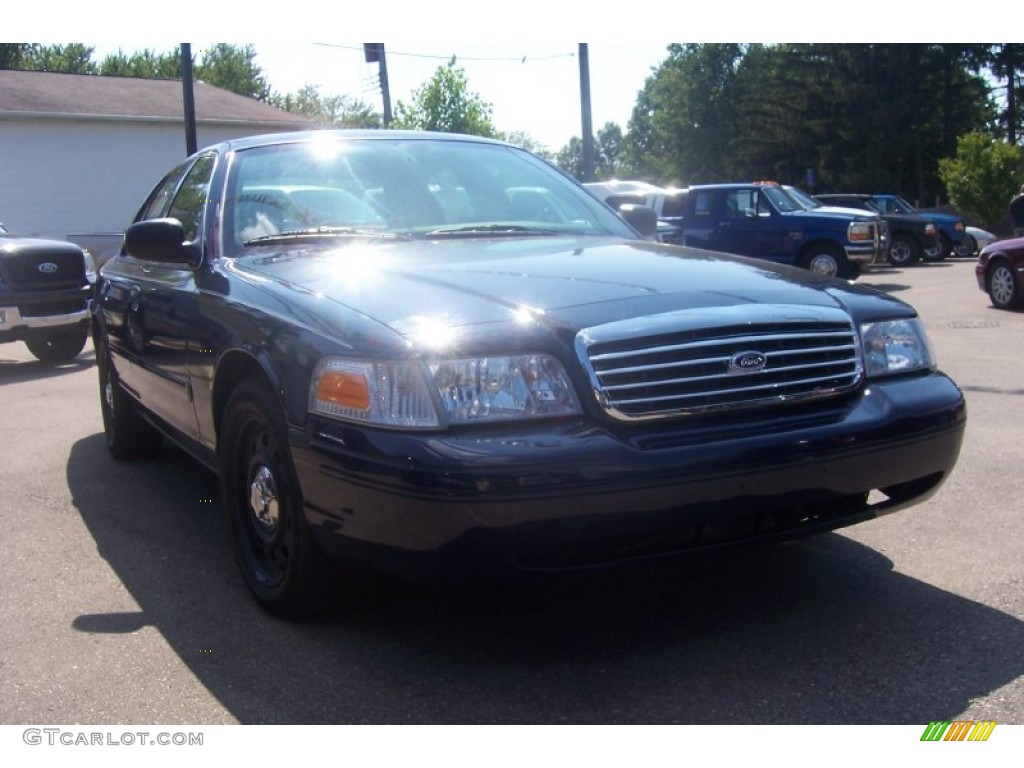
[887,235,920,267]
[987,260,1023,310]
[800,244,847,278]
[958,235,977,258]
[219,379,330,619]
[923,233,950,262]
[25,327,88,363]
[97,339,164,460]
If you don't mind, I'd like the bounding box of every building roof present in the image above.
[0,69,312,127]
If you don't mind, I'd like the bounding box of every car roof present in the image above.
[209,129,510,155]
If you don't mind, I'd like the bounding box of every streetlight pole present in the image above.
[579,43,595,181]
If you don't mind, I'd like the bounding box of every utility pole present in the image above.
[364,43,392,127]
[579,44,595,182]
[180,43,198,156]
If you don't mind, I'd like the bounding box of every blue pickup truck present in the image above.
[860,194,968,260]
[679,183,886,279]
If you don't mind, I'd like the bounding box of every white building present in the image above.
[0,69,312,240]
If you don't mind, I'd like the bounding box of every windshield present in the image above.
[872,195,917,215]
[760,186,802,213]
[223,137,635,253]
[781,186,822,210]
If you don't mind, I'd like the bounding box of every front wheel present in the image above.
[987,261,1022,310]
[887,235,920,267]
[923,233,950,262]
[800,245,860,279]
[25,327,88,363]
[220,379,330,619]
[957,235,977,258]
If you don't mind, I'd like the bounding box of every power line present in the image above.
[312,42,575,63]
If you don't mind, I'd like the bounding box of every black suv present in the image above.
[815,194,941,267]
[0,222,92,362]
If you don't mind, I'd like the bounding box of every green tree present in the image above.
[0,43,30,69]
[621,44,744,185]
[195,44,270,101]
[269,84,381,128]
[938,132,1023,229]
[554,136,585,179]
[392,57,496,137]
[595,122,624,180]
[497,130,553,161]
[98,48,180,79]
[622,44,994,203]
[20,44,96,74]
[556,123,626,180]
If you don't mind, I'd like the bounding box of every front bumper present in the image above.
[845,244,883,264]
[292,371,965,579]
[0,286,90,341]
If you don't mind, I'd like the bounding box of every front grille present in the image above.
[0,242,86,290]
[577,305,863,420]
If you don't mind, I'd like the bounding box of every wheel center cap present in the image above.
[249,465,279,532]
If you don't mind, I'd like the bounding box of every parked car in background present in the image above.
[964,226,998,256]
[976,235,1024,310]
[92,130,966,618]
[1,221,93,362]
[677,182,885,278]
[780,186,889,265]
[814,193,940,267]
[866,194,967,260]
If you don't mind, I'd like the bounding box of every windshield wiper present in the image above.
[243,226,406,246]
[421,224,562,238]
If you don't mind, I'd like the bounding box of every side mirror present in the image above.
[617,203,659,238]
[123,218,200,266]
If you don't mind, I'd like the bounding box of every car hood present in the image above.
[233,236,908,342]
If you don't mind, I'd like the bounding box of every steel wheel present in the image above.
[801,246,841,277]
[987,261,1022,309]
[220,379,328,618]
[887,236,919,267]
[923,233,950,262]
[955,236,975,258]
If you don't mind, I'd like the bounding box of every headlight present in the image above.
[860,318,935,377]
[431,354,580,424]
[83,250,98,285]
[310,354,581,428]
[847,222,875,242]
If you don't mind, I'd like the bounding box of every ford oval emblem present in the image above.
[37,262,59,274]
[728,350,768,374]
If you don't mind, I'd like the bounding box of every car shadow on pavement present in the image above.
[0,348,95,385]
[67,434,1024,725]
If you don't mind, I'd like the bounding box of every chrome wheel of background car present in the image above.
[887,236,920,267]
[25,327,88,363]
[987,261,1022,309]
[97,339,164,460]
[801,247,841,277]
[220,379,329,618]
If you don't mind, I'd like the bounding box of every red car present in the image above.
[977,236,1024,309]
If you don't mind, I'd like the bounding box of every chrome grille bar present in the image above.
[576,305,863,421]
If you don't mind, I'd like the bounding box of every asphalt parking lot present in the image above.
[0,257,1022,725]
